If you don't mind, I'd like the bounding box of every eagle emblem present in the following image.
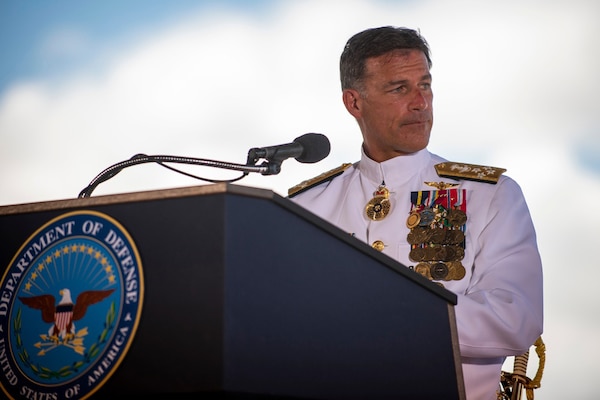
[0,210,144,399]
[19,288,115,355]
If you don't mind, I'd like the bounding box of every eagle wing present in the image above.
[72,289,115,321]
[19,294,56,323]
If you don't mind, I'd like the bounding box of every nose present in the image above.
[409,90,429,111]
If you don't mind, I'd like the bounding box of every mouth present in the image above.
[403,120,428,126]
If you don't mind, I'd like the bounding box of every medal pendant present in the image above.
[365,186,391,221]
[406,211,421,228]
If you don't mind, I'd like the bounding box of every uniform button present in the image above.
[372,240,385,251]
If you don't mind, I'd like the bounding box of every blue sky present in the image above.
[1,1,599,398]
[0,0,277,92]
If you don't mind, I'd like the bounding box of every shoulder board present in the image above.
[288,163,353,198]
[434,162,506,184]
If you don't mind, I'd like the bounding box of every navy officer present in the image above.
[289,26,543,400]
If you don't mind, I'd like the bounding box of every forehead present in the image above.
[364,49,430,78]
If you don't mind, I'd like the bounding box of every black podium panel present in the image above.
[0,184,464,400]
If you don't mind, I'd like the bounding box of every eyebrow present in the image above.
[385,74,432,88]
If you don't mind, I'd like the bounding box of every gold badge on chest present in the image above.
[365,184,391,221]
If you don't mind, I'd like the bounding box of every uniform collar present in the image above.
[358,148,432,187]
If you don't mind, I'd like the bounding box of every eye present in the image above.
[391,85,408,93]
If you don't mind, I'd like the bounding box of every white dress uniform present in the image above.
[289,148,544,400]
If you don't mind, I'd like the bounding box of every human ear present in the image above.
[342,89,362,118]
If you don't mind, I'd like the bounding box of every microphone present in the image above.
[248,133,330,164]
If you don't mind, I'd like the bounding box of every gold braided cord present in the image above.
[522,336,546,400]
[497,336,546,400]
[530,336,546,387]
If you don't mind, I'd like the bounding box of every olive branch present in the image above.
[13,302,117,380]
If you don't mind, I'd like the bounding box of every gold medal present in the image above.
[406,211,421,228]
[414,263,432,279]
[446,261,466,280]
[409,247,426,262]
[447,208,467,226]
[407,227,430,245]
[429,228,446,243]
[365,185,391,221]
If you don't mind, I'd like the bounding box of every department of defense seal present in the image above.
[0,210,144,400]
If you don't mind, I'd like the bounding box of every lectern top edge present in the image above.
[0,183,264,216]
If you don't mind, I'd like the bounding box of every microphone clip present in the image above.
[245,150,282,176]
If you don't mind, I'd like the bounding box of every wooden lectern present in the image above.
[0,184,465,399]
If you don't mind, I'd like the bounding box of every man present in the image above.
[289,26,543,400]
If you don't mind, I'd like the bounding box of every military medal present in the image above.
[365,184,391,221]
[446,208,467,226]
[430,262,449,280]
[406,185,468,284]
[414,263,432,280]
[446,261,466,280]
[406,211,420,228]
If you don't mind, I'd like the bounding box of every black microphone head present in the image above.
[293,133,330,163]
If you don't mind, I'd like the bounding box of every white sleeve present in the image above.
[456,178,544,359]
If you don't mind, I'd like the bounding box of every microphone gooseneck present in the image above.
[78,133,331,198]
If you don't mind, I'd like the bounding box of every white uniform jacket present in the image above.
[289,148,544,400]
